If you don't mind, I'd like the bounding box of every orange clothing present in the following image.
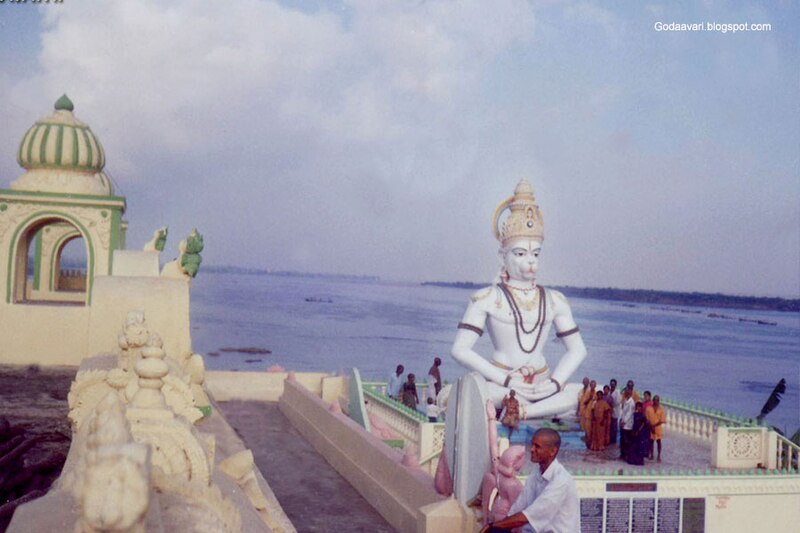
[589,399,611,451]
[646,405,666,440]
[578,387,594,434]
[501,395,521,428]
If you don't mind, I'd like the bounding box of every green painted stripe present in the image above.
[17,128,31,165]
[32,230,43,290]
[108,208,121,270]
[71,127,79,166]
[80,128,93,167]
[49,231,81,291]
[0,189,127,205]
[39,125,52,164]
[98,140,105,168]
[6,211,95,305]
[54,125,64,166]
[27,125,40,164]
[87,132,102,168]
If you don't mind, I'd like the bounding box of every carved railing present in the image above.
[363,381,431,399]
[776,432,800,471]
[660,397,757,443]
[658,398,797,473]
[362,382,445,475]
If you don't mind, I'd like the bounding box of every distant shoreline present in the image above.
[204,265,379,282]
[421,281,800,313]
[202,266,798,312]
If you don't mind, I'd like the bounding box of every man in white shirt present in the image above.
[619,389,635,460]
[480,428,579,533]
[387,364,404,400]
[610,378,622,445]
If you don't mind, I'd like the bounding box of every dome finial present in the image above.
[54,94,74,112]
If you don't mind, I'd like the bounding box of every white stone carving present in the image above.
[220,450,285,532]
[728,431,762,460]
[151,469,241,533]
[0,202,38,243]
[66,393,151,533]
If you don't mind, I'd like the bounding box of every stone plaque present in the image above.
[606,498,630,533]
[656,498,680,533]
[606,482,657,492]
[580,498,604,533]
[632,499,656,533]
[682,498,705,533]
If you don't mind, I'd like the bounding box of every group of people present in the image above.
[386,358,444,422]
[577,377,666,464]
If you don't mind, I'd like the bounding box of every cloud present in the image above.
[0,0,797,296]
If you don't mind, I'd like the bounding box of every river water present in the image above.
[191,272,800,434]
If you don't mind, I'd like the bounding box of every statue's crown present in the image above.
[492,179,544,246]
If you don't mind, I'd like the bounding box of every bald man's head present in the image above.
[532,428,561,452]
[530,428,561,472]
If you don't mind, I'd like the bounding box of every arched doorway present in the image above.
[12,217,91,305]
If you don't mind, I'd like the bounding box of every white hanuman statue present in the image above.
[451,180,587,419]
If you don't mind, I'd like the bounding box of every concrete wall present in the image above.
[0,303,89,365]
[576,474,800,532]
[87,275,191,360]
[206,371,334,402]
[278,379,451,533]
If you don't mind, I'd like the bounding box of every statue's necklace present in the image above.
[499,283,546,354]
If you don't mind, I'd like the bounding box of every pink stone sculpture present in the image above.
[481,445,526,525]
[434,443,453,496]
[265,364,285,373]
[481,400,525,525]
[401,445,422,471]
[286,371,297,382]
[368,412,399,440]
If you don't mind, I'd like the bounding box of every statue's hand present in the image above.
[507,375,557,401]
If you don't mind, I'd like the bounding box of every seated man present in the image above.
[480,428,579,533]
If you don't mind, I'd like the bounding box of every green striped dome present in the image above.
[16,95,106,172]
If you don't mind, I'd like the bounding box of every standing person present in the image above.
[589,390,611,451]
[428,357,443,397]
[426,397,441,422]
[387,364,404,400]
[581,380,596,446]
[401,373,419,410]
[577,377,591,421]
[619,389,635,460]
[646,395,666,461]
[627,402,650,466]
[642,390,653,413]
[609,379,621,445]
[625,380,640,403]
[602,385,613,446]
[500,390,521,440]
[480,428,579,533]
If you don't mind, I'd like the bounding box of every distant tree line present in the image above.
[204,265,379,282]
[421,281,800,312]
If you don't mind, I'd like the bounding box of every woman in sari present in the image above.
[627,402,650,465]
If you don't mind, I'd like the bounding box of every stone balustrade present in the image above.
[362,382,445,475]
[662,399,798,474]
[776,432,800,471]
[661,397,757,443]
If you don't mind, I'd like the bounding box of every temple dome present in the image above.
[11,95,114,196]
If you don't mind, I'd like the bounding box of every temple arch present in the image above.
[10,213,94,305]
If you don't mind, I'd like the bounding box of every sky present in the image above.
[0,0,797,297]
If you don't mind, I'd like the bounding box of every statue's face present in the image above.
[502,239,541,282]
